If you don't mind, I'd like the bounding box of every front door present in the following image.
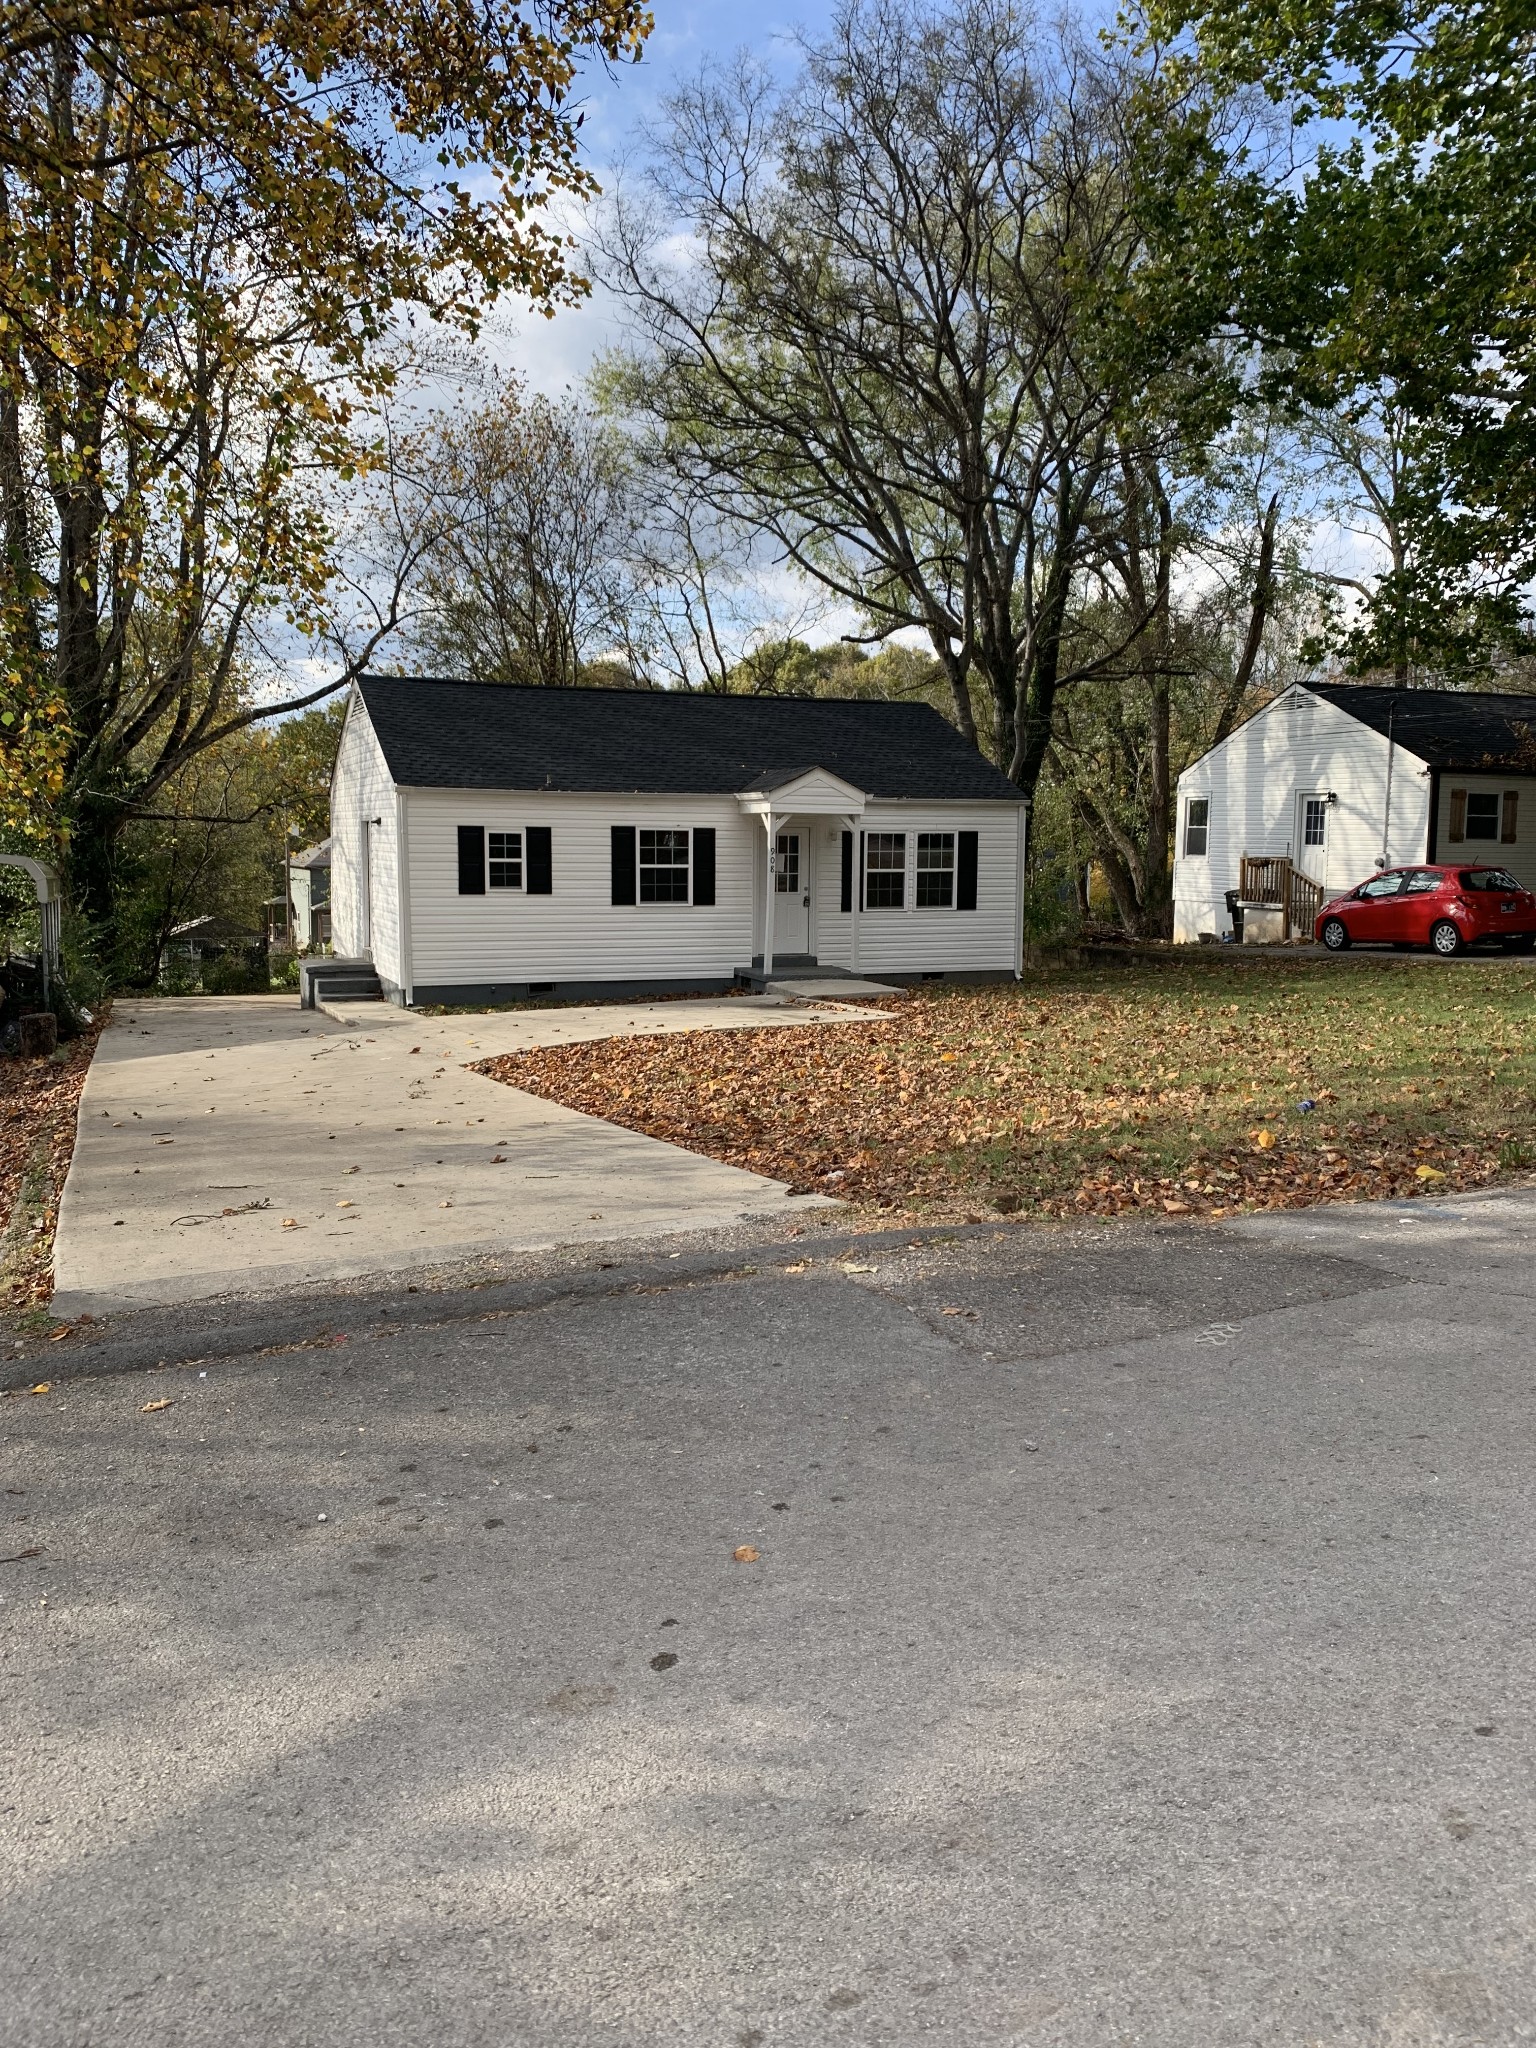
[773,831,811,956]
[1296,791,1329,882]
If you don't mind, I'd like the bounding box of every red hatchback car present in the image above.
[1315,865,1536,955]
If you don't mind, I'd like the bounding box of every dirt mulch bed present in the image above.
[476,968,1536,1223]
[1,1022,102,1313]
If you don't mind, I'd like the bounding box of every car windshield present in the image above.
[1459,869,1521,892]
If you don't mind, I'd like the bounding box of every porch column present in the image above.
[845,813,861,975]
[762,811,777,978]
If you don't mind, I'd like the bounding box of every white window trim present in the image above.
[487,829,524,892]
[912,829,958,912]
[863,829,908,912]
[637,826,693,907]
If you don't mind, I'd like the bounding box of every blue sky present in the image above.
[493,1,840,393]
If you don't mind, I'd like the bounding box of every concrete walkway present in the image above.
[53,991,892,1316]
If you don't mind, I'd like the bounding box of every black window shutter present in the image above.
[956,830,979,910]
[692,827,716,906]
[840,831,853,912]
[526,825,553,894]
[457,825,485,895]
[611,825,636,905]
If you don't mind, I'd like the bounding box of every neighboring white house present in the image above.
[325,676,1029,1005]
[286,837,331,949]
[1173,682,1536,942]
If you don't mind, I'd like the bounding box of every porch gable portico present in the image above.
[736,766,868,977]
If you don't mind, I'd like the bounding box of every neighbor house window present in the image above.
[639,829,690,902]
[916,832,955,907]
[488,831,522,888]
[1465,792,1501,840]
[864,832,906,908]
[1184,798,1209,856]
[1302,798,1327,848]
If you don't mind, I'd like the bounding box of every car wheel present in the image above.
[1320,917,1351,951]
[1430,919,1463,956]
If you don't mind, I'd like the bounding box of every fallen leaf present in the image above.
[281,1217,299,1229]
[1415,1164,1446,1181]
[0,1546,44,1563]
[141,1397,174,1413]
[1254,1129,1277,1150]
[337,1199,355,1208]
[840,1262,875,1274]
[732,1544,761,1563]
[1162,1199,1192,1214]
[47,1325,70,1341]
[28,1382,51,1395]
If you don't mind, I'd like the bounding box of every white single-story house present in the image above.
[1173,682,1536,942]
[323,676,1028,1005]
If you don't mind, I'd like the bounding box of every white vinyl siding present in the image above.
[1172,687,1435,942]
[404,791,754,986]
[329,701,403,985]
[813,807,1020,975]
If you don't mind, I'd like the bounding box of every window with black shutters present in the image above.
[488,831,522,888]
[864,832,906,908]
[639,829,690,902]
[915,832,955,907]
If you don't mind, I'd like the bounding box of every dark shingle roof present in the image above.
[1311,684,1536,772]
[354,676,1024,802]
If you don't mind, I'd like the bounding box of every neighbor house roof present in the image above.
[353,676,1026,802]
[288,837,331,869]
[1310,684,1536,772]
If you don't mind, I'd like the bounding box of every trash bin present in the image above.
[1224,889,1243,943]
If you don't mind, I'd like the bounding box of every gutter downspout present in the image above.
[1015,802,1028,977]
[395,787,413,1007]
[1381,704,1396,868]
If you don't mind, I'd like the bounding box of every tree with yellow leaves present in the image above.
[0,0,650,944]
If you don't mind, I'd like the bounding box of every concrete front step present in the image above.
[298,957,383,1009]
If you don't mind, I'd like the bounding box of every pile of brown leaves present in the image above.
[478,968,1536,1222]
[1,1023,102,1309]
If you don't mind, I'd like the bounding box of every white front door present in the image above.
[1296,792,1329,881]
[773,831,811,955]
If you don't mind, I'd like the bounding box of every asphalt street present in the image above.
[4,1191,1536,2046]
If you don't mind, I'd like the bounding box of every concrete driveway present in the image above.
[4,1188,1535,2044]
[52,992,888,1317]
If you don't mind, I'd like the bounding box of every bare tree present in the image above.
[598,0,1207,804]
[409,380,639,686]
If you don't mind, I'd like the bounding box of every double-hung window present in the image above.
[1465,792,1501,841]
[1184,797,1210,857]
[488,831,522,889]
[915,832,955,907]
[864,832,906,908]
[639,829,690,903]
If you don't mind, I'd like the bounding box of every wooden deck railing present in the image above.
[1239,856,1325,940]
